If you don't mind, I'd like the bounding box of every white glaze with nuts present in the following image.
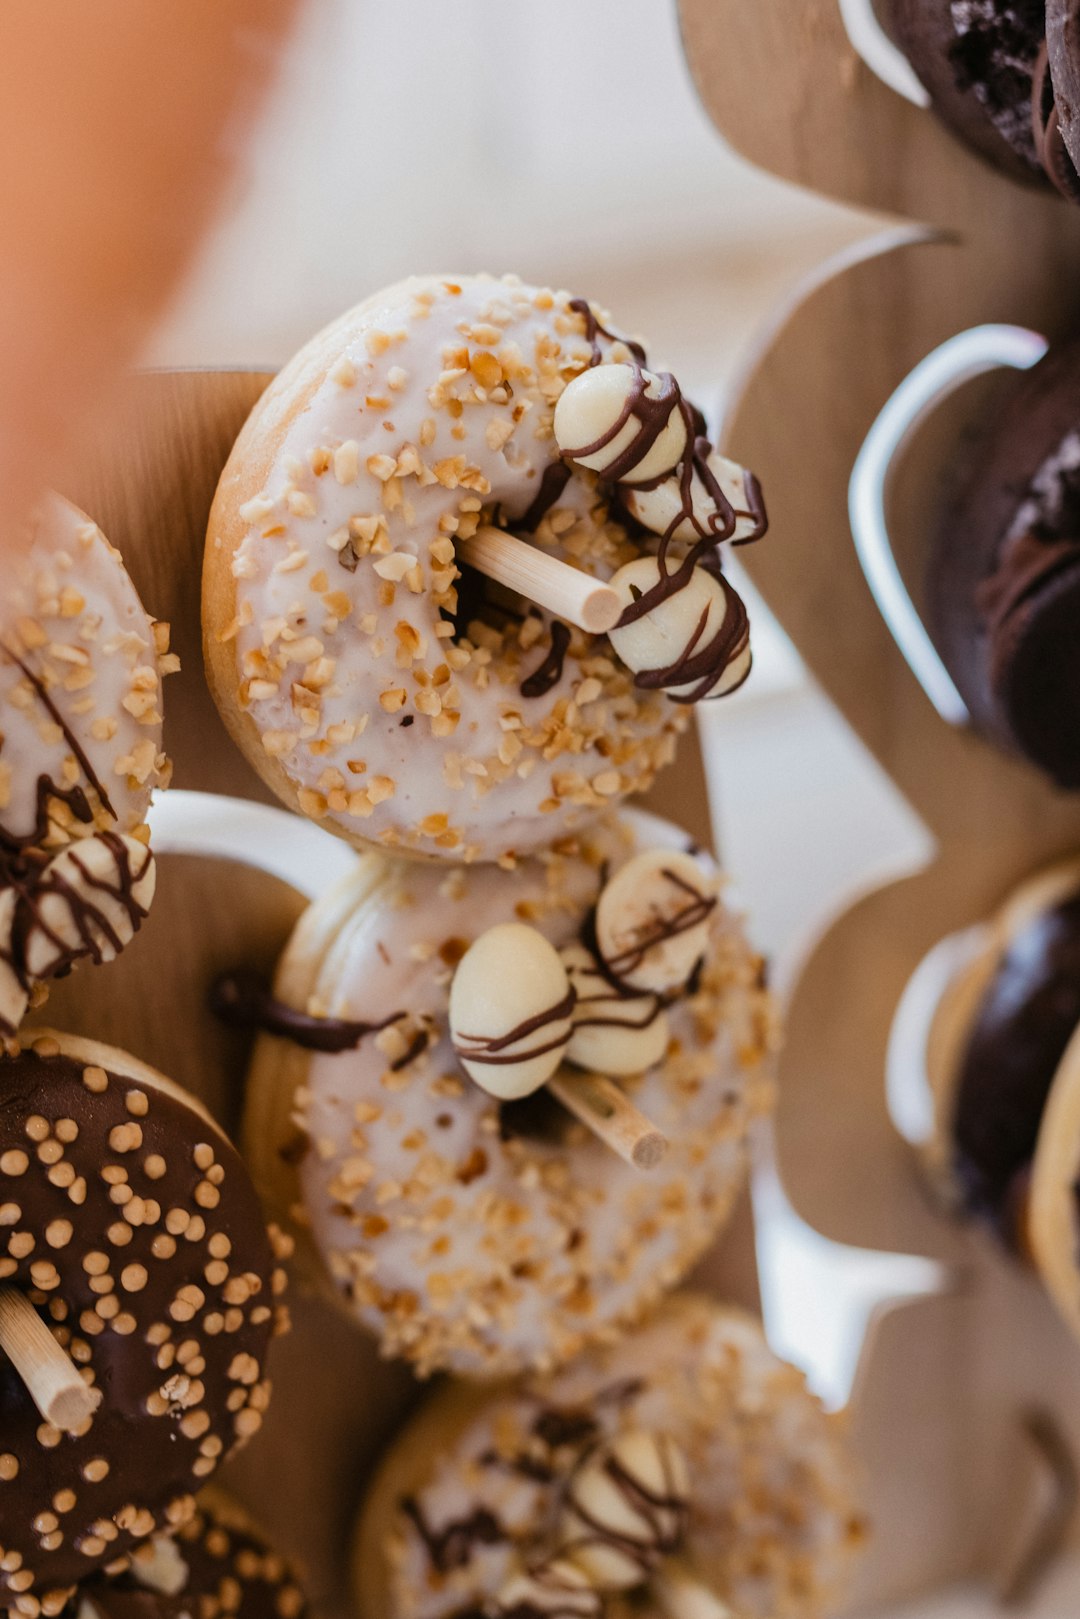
[243,813,775,1377]
[206,276,689,865]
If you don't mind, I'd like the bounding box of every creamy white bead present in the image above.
[624,451,762,545]
[596,849,719,995]
[561,1430,689,1590]
[607,558,749,701]
[561,943,669,1076]
[0,889,29,1037]
[449,922,574,1099]
[495,1562,601,1618]
[554,365,687,485]
[22,834,156,981]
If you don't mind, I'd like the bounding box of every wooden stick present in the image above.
[458,526,622,634]
[653,1564,734,1619]
[0,1287,101,1430]
[547,1069,668,1171]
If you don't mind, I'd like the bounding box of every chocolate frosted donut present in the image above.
[892,859,1080,1345]
[76,1495,306,1619]
[235,813,776,1378]
[0,495,173,1038]
[0,1032,289,1616]
[925,334,1080,786]
[352,1294,865,1619]
[883,0,1080,192]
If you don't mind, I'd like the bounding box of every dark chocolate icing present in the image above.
[1032,41,1080,198]
[77,1501,306,1619]
[400,1500,505,1574]
[0,1045,278,1609]
[953,892,1080,1238]
[209,969,407,1055]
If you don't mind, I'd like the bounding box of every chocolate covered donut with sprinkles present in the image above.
[0,1032,289,1618]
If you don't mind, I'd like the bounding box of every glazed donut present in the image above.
[76,1494,306,1619]
[351,1293,866,1619]
[203,274,765,865]
[0,1030,289,1616]
[0,495,173,1037]
[232,812,775,1378]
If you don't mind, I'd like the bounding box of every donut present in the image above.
[230,811,776,1378]
[922,332,1080,786]
[0,494,174,1038]
[0,1030,290,1616]
[202,274,765,865]
[351,1293,866,1619]
[881,0,1080,193]
[75,1494,306,1619]
[888,857,1080,1342]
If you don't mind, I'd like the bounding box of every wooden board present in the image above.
[714,213,1080,1601]
[678,0,1080,249]
[28,368,754,1614]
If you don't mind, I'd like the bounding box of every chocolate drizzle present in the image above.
[400,1500,505,1575]
[454,987,577,1067]
[209,968,407,1055]
[562,1439,686,1580]
[627,570,752,704]
[1032,42,1080,200]
[519,462,573,534]
[521,622,572,700]
[0,641,116,846]
[598,867,717,989]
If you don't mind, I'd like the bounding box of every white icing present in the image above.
[221,275,685,863]
[275,813,774,1376]
[0,493,167,850]
[384,1298,862,1619]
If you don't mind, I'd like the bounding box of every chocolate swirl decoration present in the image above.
[559,1432,688,1587]
[562,302,764,703]
[452,986,577,1069]
[1032,42,1080,201]
[597,867,717,992]
[210,968,411,1056]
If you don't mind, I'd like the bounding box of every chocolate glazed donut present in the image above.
[884,0,1057,184]
[0,1035,287,1616]
[925,335,1080,786]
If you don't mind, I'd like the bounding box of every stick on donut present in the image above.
[0,1031,290,1617]
[351,1294,866,1619]
[0,495,174,1039]
[227,813,776,1378]
[203,274,766,864]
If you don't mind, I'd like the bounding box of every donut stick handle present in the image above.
[0,1286,101,1431]
[458,526,622,634]
[653,1564,735,1619]
[547,1069,668,1171]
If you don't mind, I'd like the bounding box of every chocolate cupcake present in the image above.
[883,0,1080,195]
[925,334,1080,787]
[889,861,1080,1343]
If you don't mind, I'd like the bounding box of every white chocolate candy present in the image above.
[624,451,764,546]
[596,849,719,996]
[128,1534,190,1597]
[495,1562,601,1619]
[554,365,688,486]
[607,559,751,703]
[561,1430,690,1591]
[0,889,29,1037]
[22,833,156,981]
[561,943,669,1077]
[449,922,574,1099]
